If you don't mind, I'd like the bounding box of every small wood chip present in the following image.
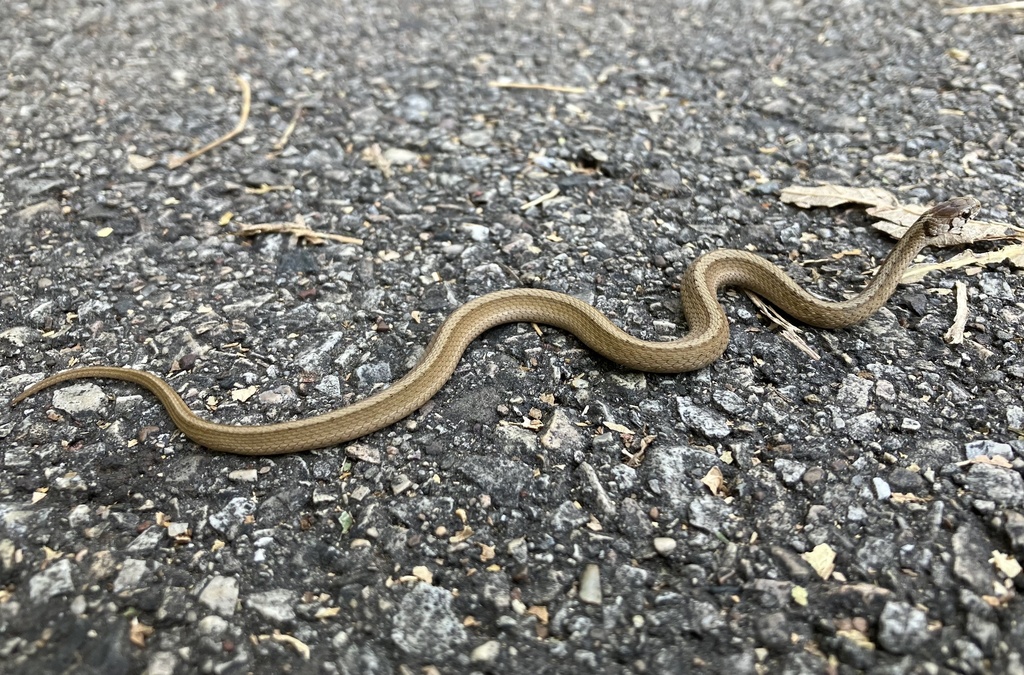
[943,281,969,344]
[488,81,586,94]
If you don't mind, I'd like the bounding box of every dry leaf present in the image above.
[780,185,898,209]
[890,492,927,504]
[901,244,1024,284]
[943,281,969,344]
[260,631,310,660]
[604,420,633,435]
[701,466,725,496]
[802,543,837,580]
[129,618,155,648]
[836,628,876,650]
[526,605,550,624]
[231,385,258,402]
[450,526,474,543]
[314,606,341,620]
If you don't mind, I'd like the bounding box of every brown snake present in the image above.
[11,197,980,455]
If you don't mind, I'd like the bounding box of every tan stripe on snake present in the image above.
[11,197,980,455]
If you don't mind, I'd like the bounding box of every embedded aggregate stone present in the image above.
[0,2,1021,674]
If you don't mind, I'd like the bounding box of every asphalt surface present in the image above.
[2,1,1023,673]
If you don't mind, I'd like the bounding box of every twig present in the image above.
[489,81,586,94]
[234,214,363,246]
[271,105,305,153]
[943,281,969,345]
[168,75,252,169]
[944,1,1024,14]
[745,291,821,361]
[520,187,560,211]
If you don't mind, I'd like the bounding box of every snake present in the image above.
[10,196,980,455]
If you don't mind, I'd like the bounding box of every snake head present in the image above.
[920,196,981,238]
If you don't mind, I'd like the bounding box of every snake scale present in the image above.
[11,196,980,455]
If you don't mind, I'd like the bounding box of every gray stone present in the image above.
[197,615,228,636]
[383,147,420,166]
[540,408,584,452]
[873,477,892,500]
[144,651,178,675]
[459,129,492,147]
[846,411,881,441]
[51,382,107,414]
[653,537,677,555]
[642,445,720,509]
[208,497,257,540]
[453,455,533,505]
[952,525,998,594]
[688,494,734,534]
[198,575,239,616]
[126,526,165,552]
[391,584,467,660]
[837,374,873,409]
[461,223,490,242]
[28,558,75,602]
[1004,510,1024,555]
[711,389,746,415]
[964,464,1024,506]
[856,536,895,571]
[471,640,501,663]
[355,362,392,387]
[774,458,806,486]
[965,440,1015,460]
[877,601,929,654]
[677,397,731,439]
[550,500,589,532]
[113,558,153,594]
[246,589,296,623]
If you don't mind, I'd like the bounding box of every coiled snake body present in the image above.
[11,197,980,455]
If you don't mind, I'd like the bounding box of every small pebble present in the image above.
[653,537,677,556]
[578,564,602,605]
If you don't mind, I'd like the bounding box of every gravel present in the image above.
[2,0,1023,673]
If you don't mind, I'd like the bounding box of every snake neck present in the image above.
[682,220,931,330]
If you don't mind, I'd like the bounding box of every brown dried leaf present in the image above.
[450,526,474,543]
[526,605,550,624]
[780,185,898,209]
[129,618,155,648]
[802,543,837,580]
[901,244,1024,284]
[701,466,725,496]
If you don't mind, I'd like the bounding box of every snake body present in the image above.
[11,197,980,455]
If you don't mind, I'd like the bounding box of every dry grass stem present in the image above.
[168,75,252,169]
